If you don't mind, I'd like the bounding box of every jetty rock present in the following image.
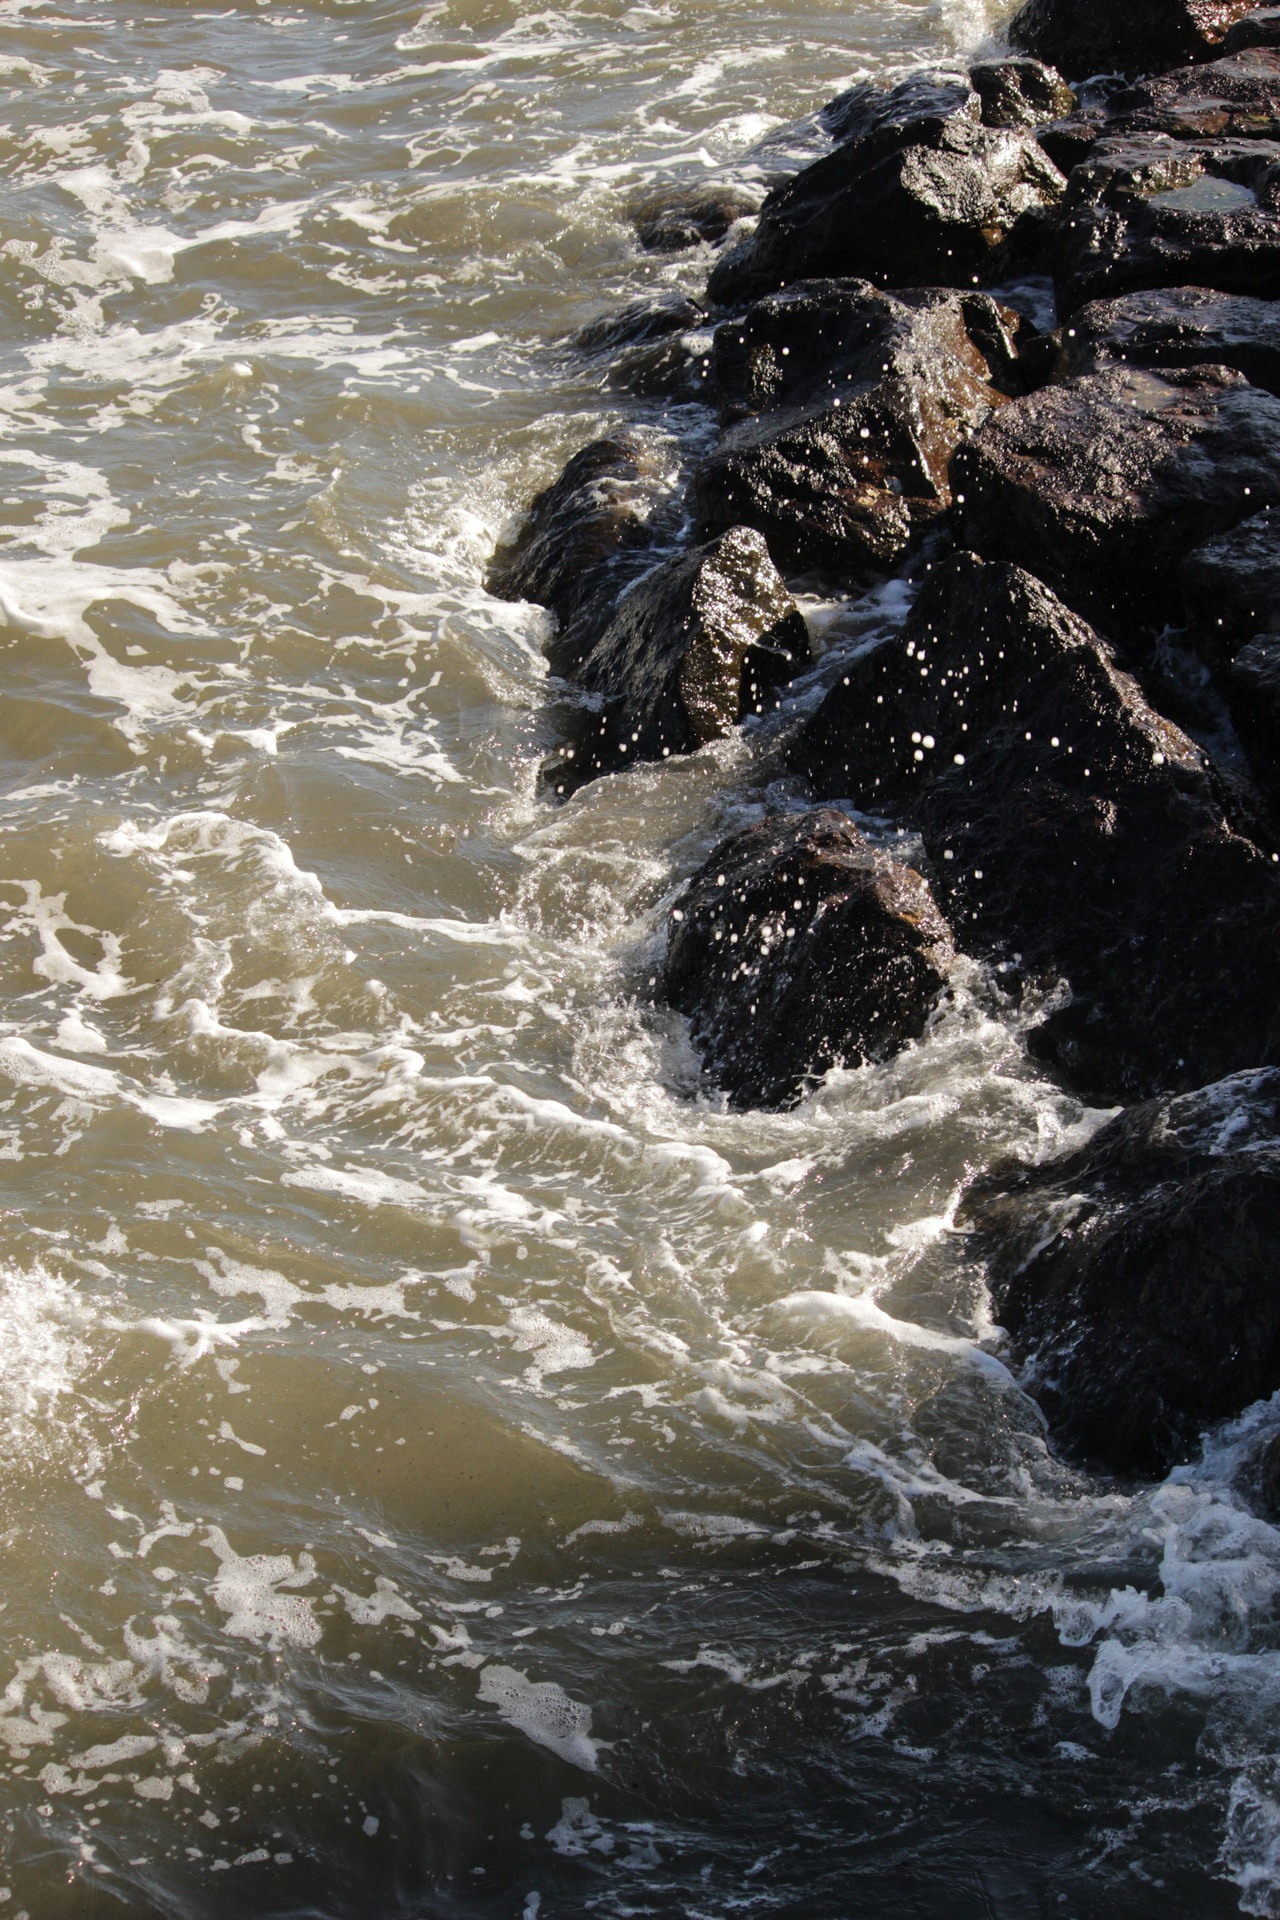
[787,552,1280,1103]
[962,1068,1280,1477]
[1008,0,1261,81]
[486,427,682,679]
[1051,134,1280,312]
[968,57,1075,130]
[543,526,809,794]
[706,75,1062,309]
[663,808,953,1109]
[1058,284,1280,392]
[950,360,1280,637]
[692,279,1022,581]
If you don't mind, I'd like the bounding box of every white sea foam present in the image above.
[476,1665,598,1770]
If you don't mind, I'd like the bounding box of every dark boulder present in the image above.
[1225,6,1280,51]
[545,526,809,794]
[787,552,1280,1102]
[629,183,760,254]
[1051,134,1280,311]
[962,1068,1280,1476]
[1008,0,1260,80]
[663,808,953,1108]
[1058,284,1280,392]
[1181,508,1280,653]
[692,280,1016,580]
[487,429,681,678]
[969,57,1075,129]
[1230,629,1280,792]
[1104,47,1280,140]
[951,362,1280,635]
[706,78,1063,308]
[571,295,705,354]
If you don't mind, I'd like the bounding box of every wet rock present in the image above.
[663,808,953,1109]
[571,296,713,405]
[572,294,705,354]
[1181,509,1280,653]
[487,429,680,677]
[951,362,1280,635]
[629,183,761,254]
[787,551,1280,1102]
[706,77,1063,308]
[969,57,1075,130]
[1036,110,1111,173]
[1051,134,1280,312]
[1105,47,1280,140]
[1225,6,1280,51]
[1234,1425,1280,1517]
[692,280,1016,580]
[1008,0,1260,81]
[1058,285,1280,392]
[1230,630,1280,791]
[545,526,809,793]
[962,1068,1280,1476]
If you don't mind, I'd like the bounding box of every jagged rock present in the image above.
[1058,285,1280,392]
[1036,110,1110,174]
[1225,6,1280,51]
[629,184,760,253]
[969,57,1075,129]
[1230,630,1280,791]
[572,295,705,354]
[691,281,1016,580]
[544,526,809,793]
[1181,509,1280,653]
[951,362,1280,635]
[663,808,953,1108]
[1008,0,1260,80]
[962,1069,1280,1476]
[787,552,1280,1102]
[487,429,680,678]
[706,77,1063,308]
[1105,47,1280,139]
[1051,134,1280,311]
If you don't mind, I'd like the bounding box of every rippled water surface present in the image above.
[3,2,1280,1916]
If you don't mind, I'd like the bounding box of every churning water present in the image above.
[0,2,1278,1915]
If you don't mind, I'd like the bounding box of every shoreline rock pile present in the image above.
[489,0,1280,1487]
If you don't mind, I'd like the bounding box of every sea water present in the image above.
[0,2,1276,1915]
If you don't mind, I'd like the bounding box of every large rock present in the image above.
[1230,629,1280,791]
[969,57,1075,129]
[1058,284,1280,392]
[1181,508,1280,651]
[962,1069,1280,1476]
[487,429,681,678]
[663,809,953,1108]
[951,362,1280,635]
[706,77,1062,309]
[1008,0,1260,80]
[1051,134,1280,311]
[1106,47,1280,139]
[544,527,809,794]
[628,183,760,254]
[787,552,1280,1102]
[692,280,1017,580]
[1225,6,1280,50]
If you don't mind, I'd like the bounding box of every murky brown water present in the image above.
[1,3,1279,1915]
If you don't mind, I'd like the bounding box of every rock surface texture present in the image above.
[1009,0,1261,80]
[951,361,1280,634]
[545,527,810,792]
[693,279,1018,579]
[663,809,953,1108]
[487,428,680,677]
[788,552,1280,1101]
[707,77,1063,308]
[963,1069,1280,1475]
[1057,284,1280,391]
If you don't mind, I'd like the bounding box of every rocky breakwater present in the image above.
[490,2,1280,1483]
